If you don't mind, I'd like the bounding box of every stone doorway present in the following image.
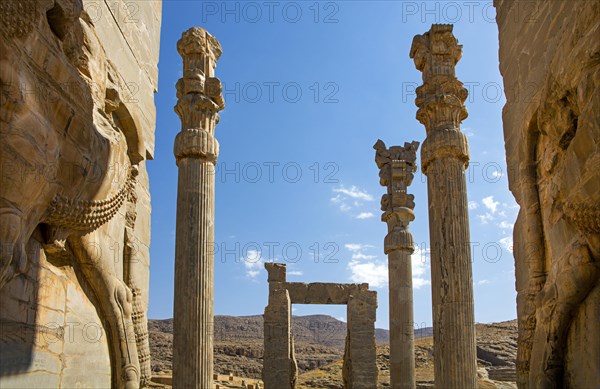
[262,263,378,389]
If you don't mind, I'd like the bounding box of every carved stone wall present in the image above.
[0,1,161,388]
[494,1,599,387]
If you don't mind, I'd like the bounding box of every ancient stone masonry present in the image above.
[263,263,378,389]
[410,24,477,388]
[263,264,297,389]
[172,27,224,389]
[374,140,419,389]
[0,0,161,388]
[494,1,600,387]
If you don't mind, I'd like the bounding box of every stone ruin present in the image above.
[0,1,598,388]
[0,0,161,388]
[410,24,477,388]
[172,26,225,389]
[374,139,419,389]
[262,263,378,389]
[495,0,600,387]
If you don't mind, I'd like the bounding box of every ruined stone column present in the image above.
[409,24,477,389]
[263,263,297,389]
[172,27,225,389]
[344,290,378,389]
[374,140,420,389]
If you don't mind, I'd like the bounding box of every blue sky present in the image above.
[148,1,517,329]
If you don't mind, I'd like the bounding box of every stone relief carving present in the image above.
[0,1,157,387]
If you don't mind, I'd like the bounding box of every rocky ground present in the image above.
[148,315,517,388]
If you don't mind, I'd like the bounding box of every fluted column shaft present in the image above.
[410,24,477,389]
[172,27,224,389]
[425,157,477,388]
[173,159,215,388]
[388,248,415,389]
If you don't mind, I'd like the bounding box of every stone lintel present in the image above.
[285,282,369,305]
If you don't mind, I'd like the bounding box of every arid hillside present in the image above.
[149,315,517,388]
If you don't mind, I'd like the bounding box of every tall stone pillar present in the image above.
[409,24,477,388]
[374,140,419,389]
[263,263,297,389]
[344,290,378,389]
[172,27,225,389]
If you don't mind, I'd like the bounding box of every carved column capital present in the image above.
[410,24,470,172]
[420,128,470,173]
[374,140,419,254]
[174,128,220,164]
[174,27,224,164]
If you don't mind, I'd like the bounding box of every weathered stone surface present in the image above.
[494,1,600,387]
[410,24,477,389]
[375,140,419,389]
[0,0,162,387]
[263,263,378,389]
[343,290,378,389]
[286,282,369,305]
[172,26,224,389]
[263,286,296,389]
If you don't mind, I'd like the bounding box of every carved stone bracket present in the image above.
[374,139,419,254]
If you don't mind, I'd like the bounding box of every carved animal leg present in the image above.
[530,244,599,388]
[69,235,141,389]
[0,208,27,290]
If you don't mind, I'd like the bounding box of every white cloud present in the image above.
[331,185,374,215]
[468,201,479,210]
[351,253,377,261]
[482,196,499,214]
[287,271,304,276]
[346,243,377,261]
[345,243,374,252]
[346,243,432,289]
[337,316,346,322]
[477,279,491,285]
[242,249,263,278]
[347,246,431,290]
[411,247,431,289]
[498,221,513,230]
[499,236,513,254]
[491,170,504,179]
[333,186,374,201]
[348,261,388,288]
[330,194,352,212]
[347,242,386,288]
[477,213,494,224]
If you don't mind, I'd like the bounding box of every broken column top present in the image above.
[177,27,222,70]
[175,26,225,111]
[265,262,287,283]
[409,24,469,154]
[409,24,463,80]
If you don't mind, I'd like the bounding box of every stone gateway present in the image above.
[263,263,378,389]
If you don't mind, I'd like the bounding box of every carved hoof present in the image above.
[123,364,140,389]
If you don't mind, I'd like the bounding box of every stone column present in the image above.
[409,24,477,388]
[374,140,420,389]
[344,290,378,389]
[172,27,225,389]
[263,263,297,389]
